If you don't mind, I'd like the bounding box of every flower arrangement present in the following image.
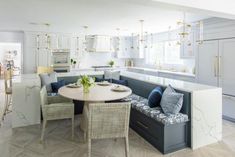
[78,75,95,93]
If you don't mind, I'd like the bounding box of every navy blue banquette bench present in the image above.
[121,76,191,154]
[58,74,191,154]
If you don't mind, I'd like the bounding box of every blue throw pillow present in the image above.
[112,79,128,86]
[160,85,184,115]
[148,86,163,108]
[51,80,65,93]
[95,77,111,82]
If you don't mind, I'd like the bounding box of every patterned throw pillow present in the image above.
[160,85,184,115]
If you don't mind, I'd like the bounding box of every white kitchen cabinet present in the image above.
[57,34,71,49]
[219,39,235,95]
[23,32,72,73]
[37,49,50,67]
[197,40,219,86]
[197,38,235,120]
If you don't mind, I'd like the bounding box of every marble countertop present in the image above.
[121,71,219,92]
[57,71,104,77]
[128,67,195,78]
[12,74,40,84]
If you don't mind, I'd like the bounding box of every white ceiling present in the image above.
[0,0,211,35]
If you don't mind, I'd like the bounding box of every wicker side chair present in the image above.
[40,86,74,141]
[82,102,131,157]
[2,70,12,122]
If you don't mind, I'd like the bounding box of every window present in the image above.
[145,42,164,65]
[164,41,183,64]
[145,40,183,65]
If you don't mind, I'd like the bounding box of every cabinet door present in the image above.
[50,34,58,49]
[197,40,219,86]
[219,38,235,95]
[37,49,49,67]
[61,35,71,49]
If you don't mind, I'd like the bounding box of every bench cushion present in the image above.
[124,94,189,125]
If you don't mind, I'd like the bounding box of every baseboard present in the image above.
[223,115,235,123]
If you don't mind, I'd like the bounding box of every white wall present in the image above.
[78,52,125,68]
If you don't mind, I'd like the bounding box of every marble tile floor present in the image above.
[0,114,235,157]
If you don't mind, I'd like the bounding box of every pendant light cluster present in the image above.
[168,12,204,46]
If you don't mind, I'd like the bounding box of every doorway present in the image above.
[0,42,22,75]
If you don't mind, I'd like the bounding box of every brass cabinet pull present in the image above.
[218,56,221,77]
[137,121,148,129]
[214,56,218,77]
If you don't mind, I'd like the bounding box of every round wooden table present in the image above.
[58,83,132,103]
[58,83,132,135]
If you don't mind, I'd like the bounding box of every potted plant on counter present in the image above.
[108,60,114,67]
[78,75,95,93]
[71,58,77,69]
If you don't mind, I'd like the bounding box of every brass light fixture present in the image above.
[177,12,191,45]
[83,26,88,52]
[138,20,148,49]
[116,28,120,51]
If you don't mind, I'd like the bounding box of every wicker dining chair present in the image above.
[40,86,74,141]
[2,70,13,122]
[81,102,131,157]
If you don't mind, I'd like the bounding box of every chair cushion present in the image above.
[51,80,65,93]
[160,85,184,115]
[125,94,188,125]
[39,72,57,93]
[148,86,162,108]
[112,79,128,86]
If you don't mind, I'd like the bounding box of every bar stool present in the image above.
[2,70,12,122]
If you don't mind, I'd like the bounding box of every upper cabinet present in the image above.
[50,34,71,50]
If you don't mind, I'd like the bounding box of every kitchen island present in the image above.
[121,71,222,150]
[11,71,104,128]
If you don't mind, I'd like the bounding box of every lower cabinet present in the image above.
[130,108,189,154]
[222,95,235,121]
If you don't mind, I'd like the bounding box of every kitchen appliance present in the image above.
[197,38,235,120]
[51,49,70,72]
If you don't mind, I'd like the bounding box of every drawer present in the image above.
[130,109,164,140]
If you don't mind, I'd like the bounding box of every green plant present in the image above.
[108,60,114,67]
[71,59,77,65]
[70,59,74,64]
[78,75,95,93]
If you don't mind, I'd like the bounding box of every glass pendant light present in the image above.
[177,12,191,45]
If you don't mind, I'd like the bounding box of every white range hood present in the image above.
[86,35,114,52]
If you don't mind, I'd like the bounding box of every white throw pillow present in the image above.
[39,72,57,93]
